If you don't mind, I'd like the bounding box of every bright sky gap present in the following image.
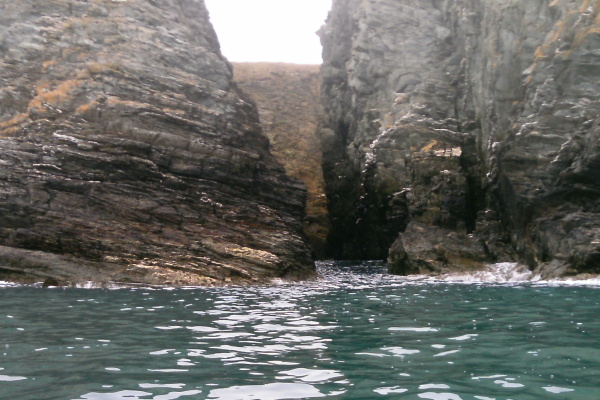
[204,0,332,65]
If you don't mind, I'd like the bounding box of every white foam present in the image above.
[541,277,600,286]
[412,263,600,285]
[436,263,535,283]
[75,281,128,289]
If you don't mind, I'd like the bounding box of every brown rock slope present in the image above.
[232,63,330,257]
[0,0,314,286]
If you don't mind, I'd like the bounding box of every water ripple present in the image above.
[0,262,599,399]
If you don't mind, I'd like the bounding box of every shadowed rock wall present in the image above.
[0,0,314,285]
[320,0,600,276]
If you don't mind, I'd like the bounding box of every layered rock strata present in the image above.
[320,0,600,276]
[232,63,330,257]
[0,0,314,285]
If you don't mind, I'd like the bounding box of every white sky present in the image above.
[204,0,332,65]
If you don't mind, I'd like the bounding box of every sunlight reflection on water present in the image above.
[0,262,599,399]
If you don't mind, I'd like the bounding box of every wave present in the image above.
[410,262,600,286]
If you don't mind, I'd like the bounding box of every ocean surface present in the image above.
[1,261,599,400]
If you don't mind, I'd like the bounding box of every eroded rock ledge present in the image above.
[320,0,600,277]
[0,0,314,285]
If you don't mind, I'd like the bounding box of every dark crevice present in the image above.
[463,173,480,234]
[337,121,350,146]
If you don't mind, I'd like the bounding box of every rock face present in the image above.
[231,63,330,257]
[0,0,314,285]
[320,0,600,276]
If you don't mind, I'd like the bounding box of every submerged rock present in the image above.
[320,0,600,276]
[0,0,314,285]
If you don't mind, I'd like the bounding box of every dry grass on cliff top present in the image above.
[232,62,320,80]
[231,62,322,190]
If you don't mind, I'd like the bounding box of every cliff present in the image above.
[320,0,600,277]
[231,63,330,257]
[0,0,314,285]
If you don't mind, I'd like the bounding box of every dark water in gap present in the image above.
[1,261,599,400]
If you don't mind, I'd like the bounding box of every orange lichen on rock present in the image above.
[42,60,58,71]
[87,62,121,75]
[74,101,98,115]
[0,113,28,136]
[28,79,85,112]
[420,140,439,153]
[105,96,142,109]
[579,0,591,12]
[550,20,566,42]
[573,25,600,47]
[534,44,552,60]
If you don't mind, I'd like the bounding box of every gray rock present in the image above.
[320,0,600,276]
[0,0,314,285]
[388,222,491,276]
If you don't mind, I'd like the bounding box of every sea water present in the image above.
[1,262,599,400]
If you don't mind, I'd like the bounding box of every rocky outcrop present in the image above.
[0,0,314,285]
[320,0,600,276]
[231,63,330,257]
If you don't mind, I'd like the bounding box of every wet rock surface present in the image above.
[320,0,600,276]
[231,63,330,258]
[0,0,314,285]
